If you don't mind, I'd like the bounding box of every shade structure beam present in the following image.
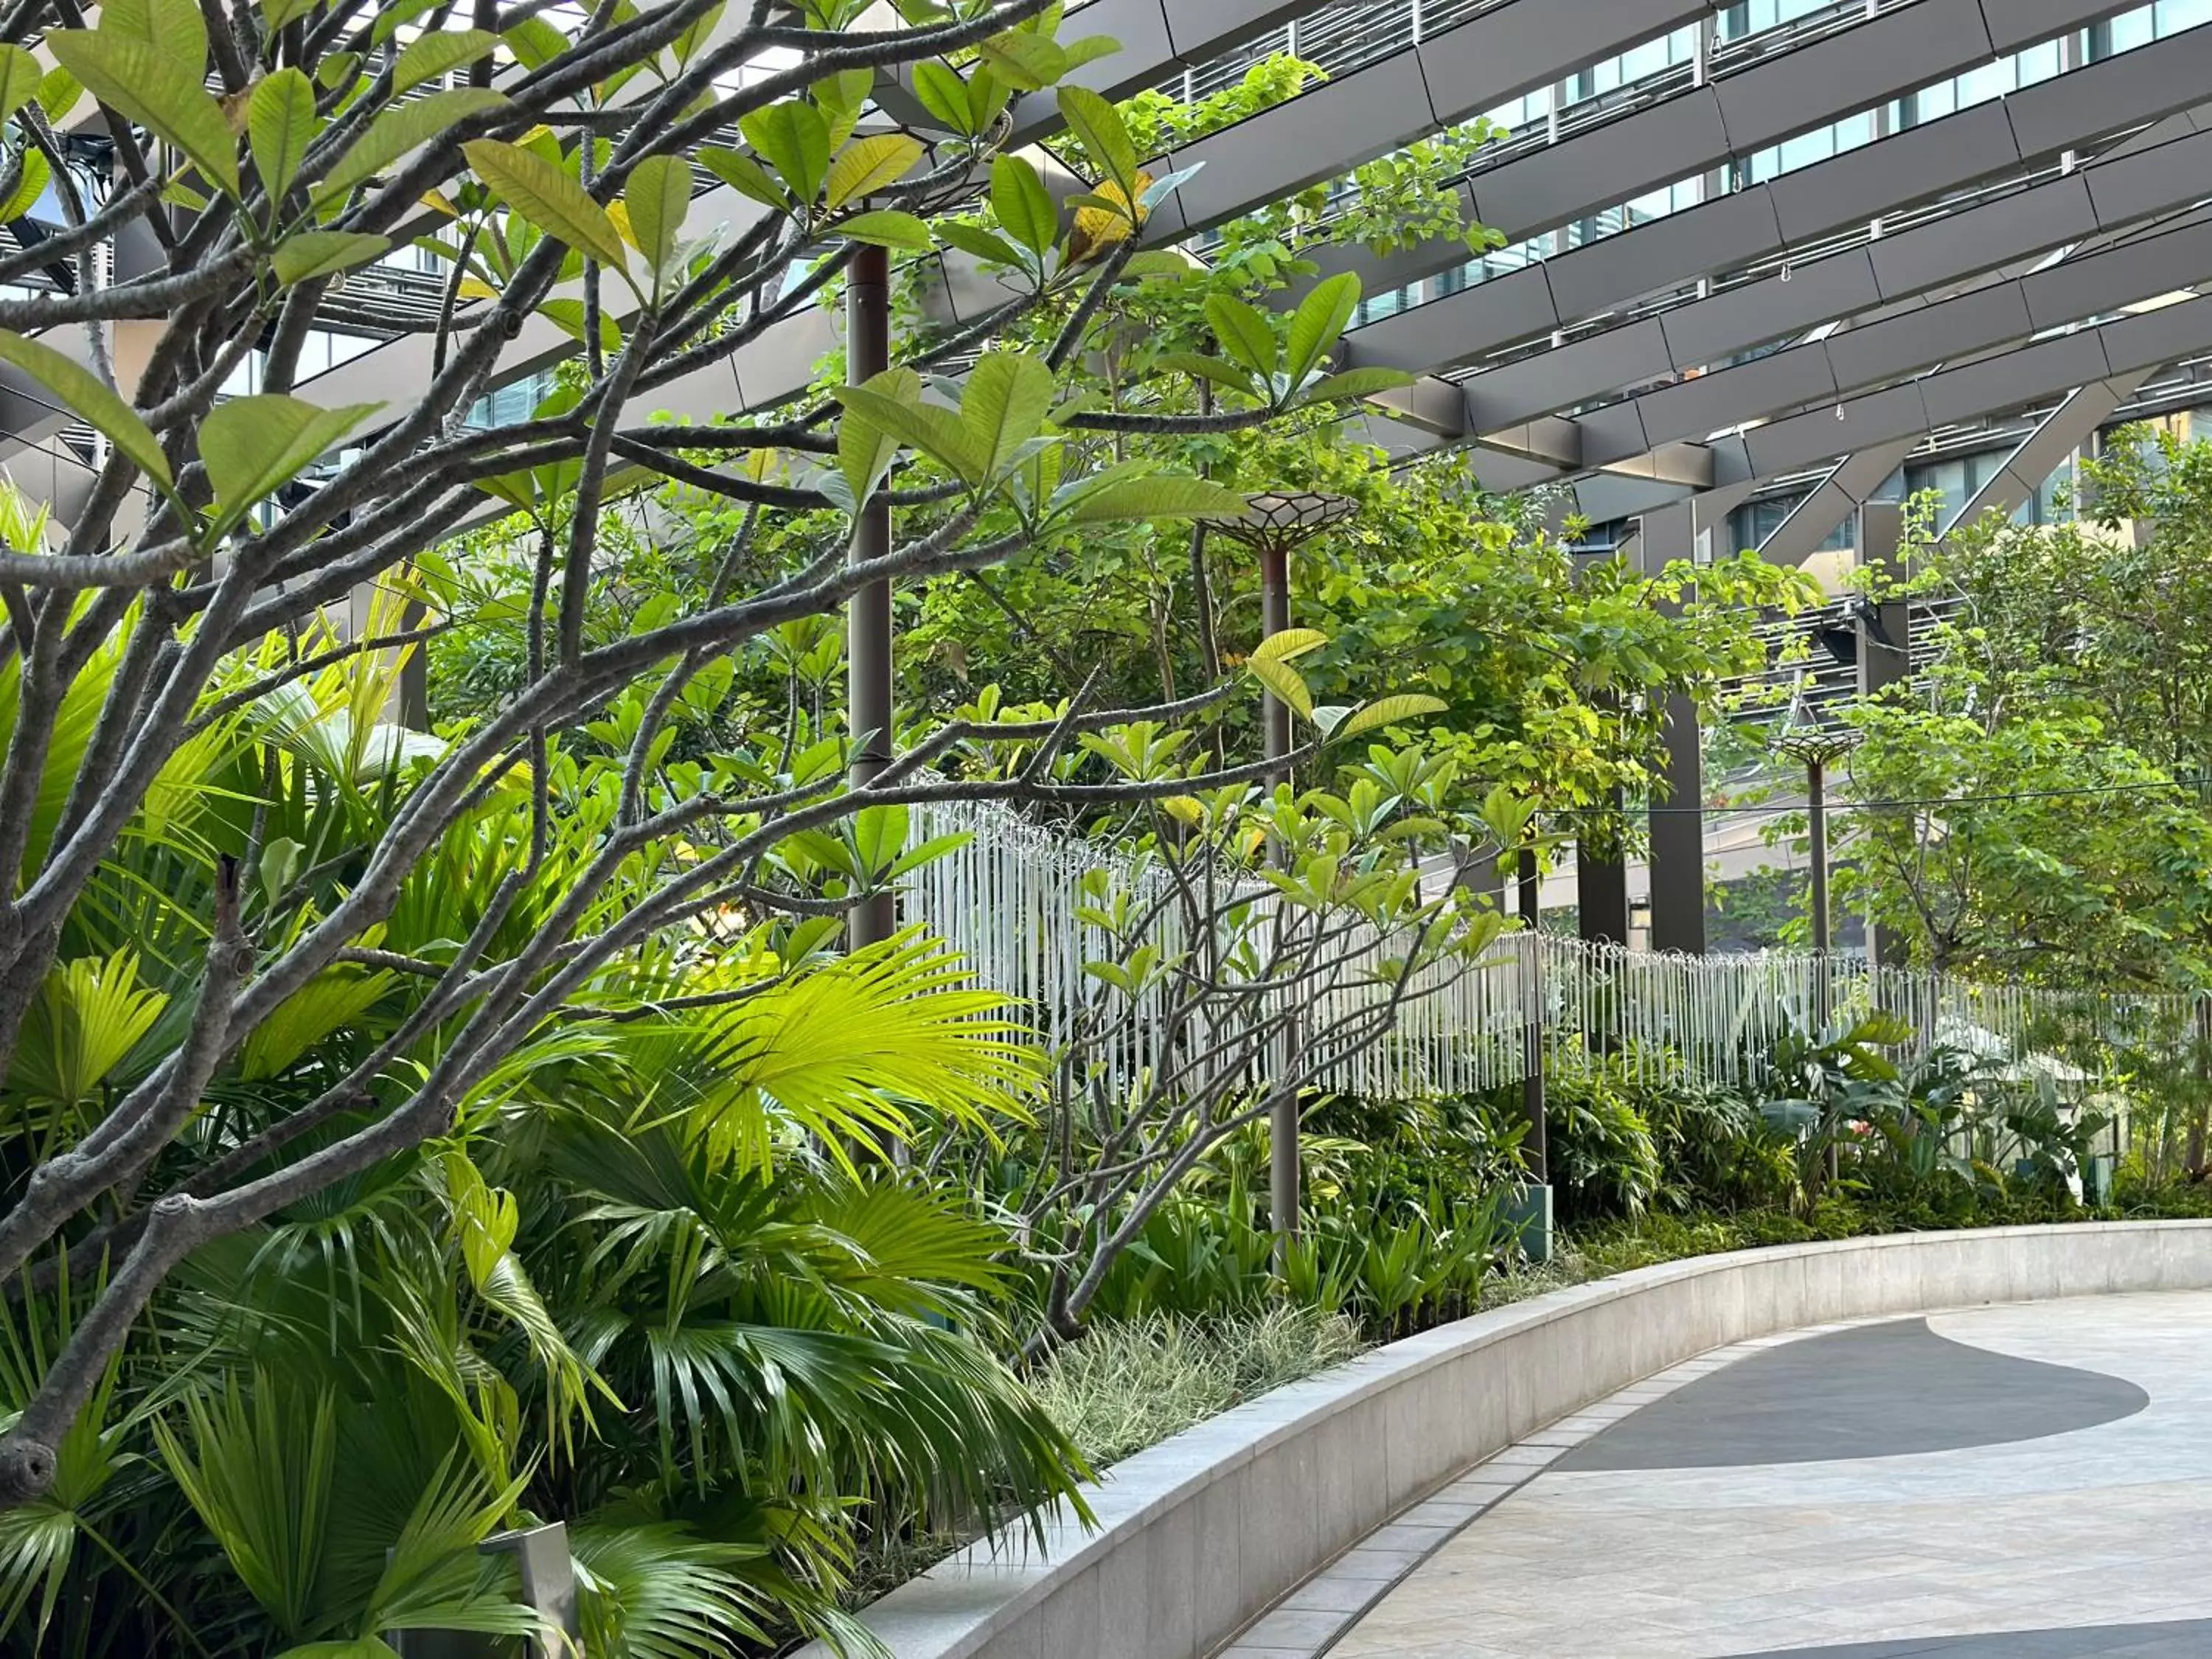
[1756,438,1923,567]
[1941,369,2156,534]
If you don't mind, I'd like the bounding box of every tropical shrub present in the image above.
[0,634,1089,1655]
[1542,1050,1665,1222]
[0,0,1440,1518]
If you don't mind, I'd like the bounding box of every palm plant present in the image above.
[0,619,1089,1655]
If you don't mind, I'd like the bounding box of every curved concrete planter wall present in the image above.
[810,1221,2212,1659]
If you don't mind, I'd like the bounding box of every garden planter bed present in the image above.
[807,1220,2212,1659]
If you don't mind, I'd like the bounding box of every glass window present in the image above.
[1731,494,1854,553]
[466,372,554,430]
[2097,10,2155,54]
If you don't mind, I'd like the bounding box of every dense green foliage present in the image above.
[1843,441,2212,989]
[8,0,2208,1647]
[0,638,1093,1656]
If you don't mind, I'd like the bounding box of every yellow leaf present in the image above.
[824,132,923,212]
[607,198,639,251]
[456,275,501,299]
[420,188,458,217]
[1067,173,1150,266]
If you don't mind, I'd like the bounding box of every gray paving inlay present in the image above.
[1557,1316,2150,1471]
[1728,1619,2212,1656]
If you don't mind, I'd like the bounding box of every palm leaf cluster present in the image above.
[0,613,1082,1657]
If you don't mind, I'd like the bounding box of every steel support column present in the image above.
[1855,501,1910,703]
[1640,503,1708,954]
[1856,501,1910,971]
[1576,807,1631,947]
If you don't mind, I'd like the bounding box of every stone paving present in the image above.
[1215,1291,2212,1658]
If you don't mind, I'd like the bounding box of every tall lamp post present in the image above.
[1206,490,1359,1247]
[1208,491,1361,779]
[1767,677,1864,1026]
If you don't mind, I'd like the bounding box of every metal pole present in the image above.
[1259,544,1298,1243]
[847,243,895,956]
[1519,841,1548,1183]
[1807,757,1831,957]
[1807,755,1839,1184]
[1259,546,1292,782]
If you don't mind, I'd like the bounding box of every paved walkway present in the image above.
[1228,1291,2212,1658]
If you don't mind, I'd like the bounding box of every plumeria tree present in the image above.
[0,0,1421,1509]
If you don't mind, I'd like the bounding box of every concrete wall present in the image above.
[811,1221,2212,1659]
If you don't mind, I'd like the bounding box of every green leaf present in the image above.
[1251,627,1328,667]
[1287,271,1360,391]
[737,100,831,204]
[198,394,381,524]
[0,46,41,120]
[1155,352,1259,396]
[698,146,786,210]
[501,13,568,68]
[392,27,498,95]
[461,138,627,272]
[536,297,620,352]
[967,63,1014,135]
[1124,248,1197,281]
[316,88,506,201]
[961,352,1054,480]
[1066,474,1251,524]
[46,32,237,196]
[669,1,724,65]
[1058,84,1138,203]
[836,209,932,251]
[1060,34,1119,73]
[833,385,983,485]
[978,29,1065,91]
[936,220,1029,272]
[852,802,908,878]
[248,68,320,204]
[838,366,921,509]
[622,153,690,276]
[0,150,49,225]
[370,0,444,44]
[259,0,320,30]
[1478,785,1537,850]
[813,66,874,151]
[442,1150,518,1293]
[103,0,206,75]
[258,837,302,908]
[990,154,1057,260]
[911,61,975,136]
[1203,293,1279,381]
[0,330,170,489]
[271,229,390,284]
[1300,366,1418,404]
[35,66,80,125]
[825,132,923,212]
[1248,658,1314,720]
[1332,694,1450,744]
